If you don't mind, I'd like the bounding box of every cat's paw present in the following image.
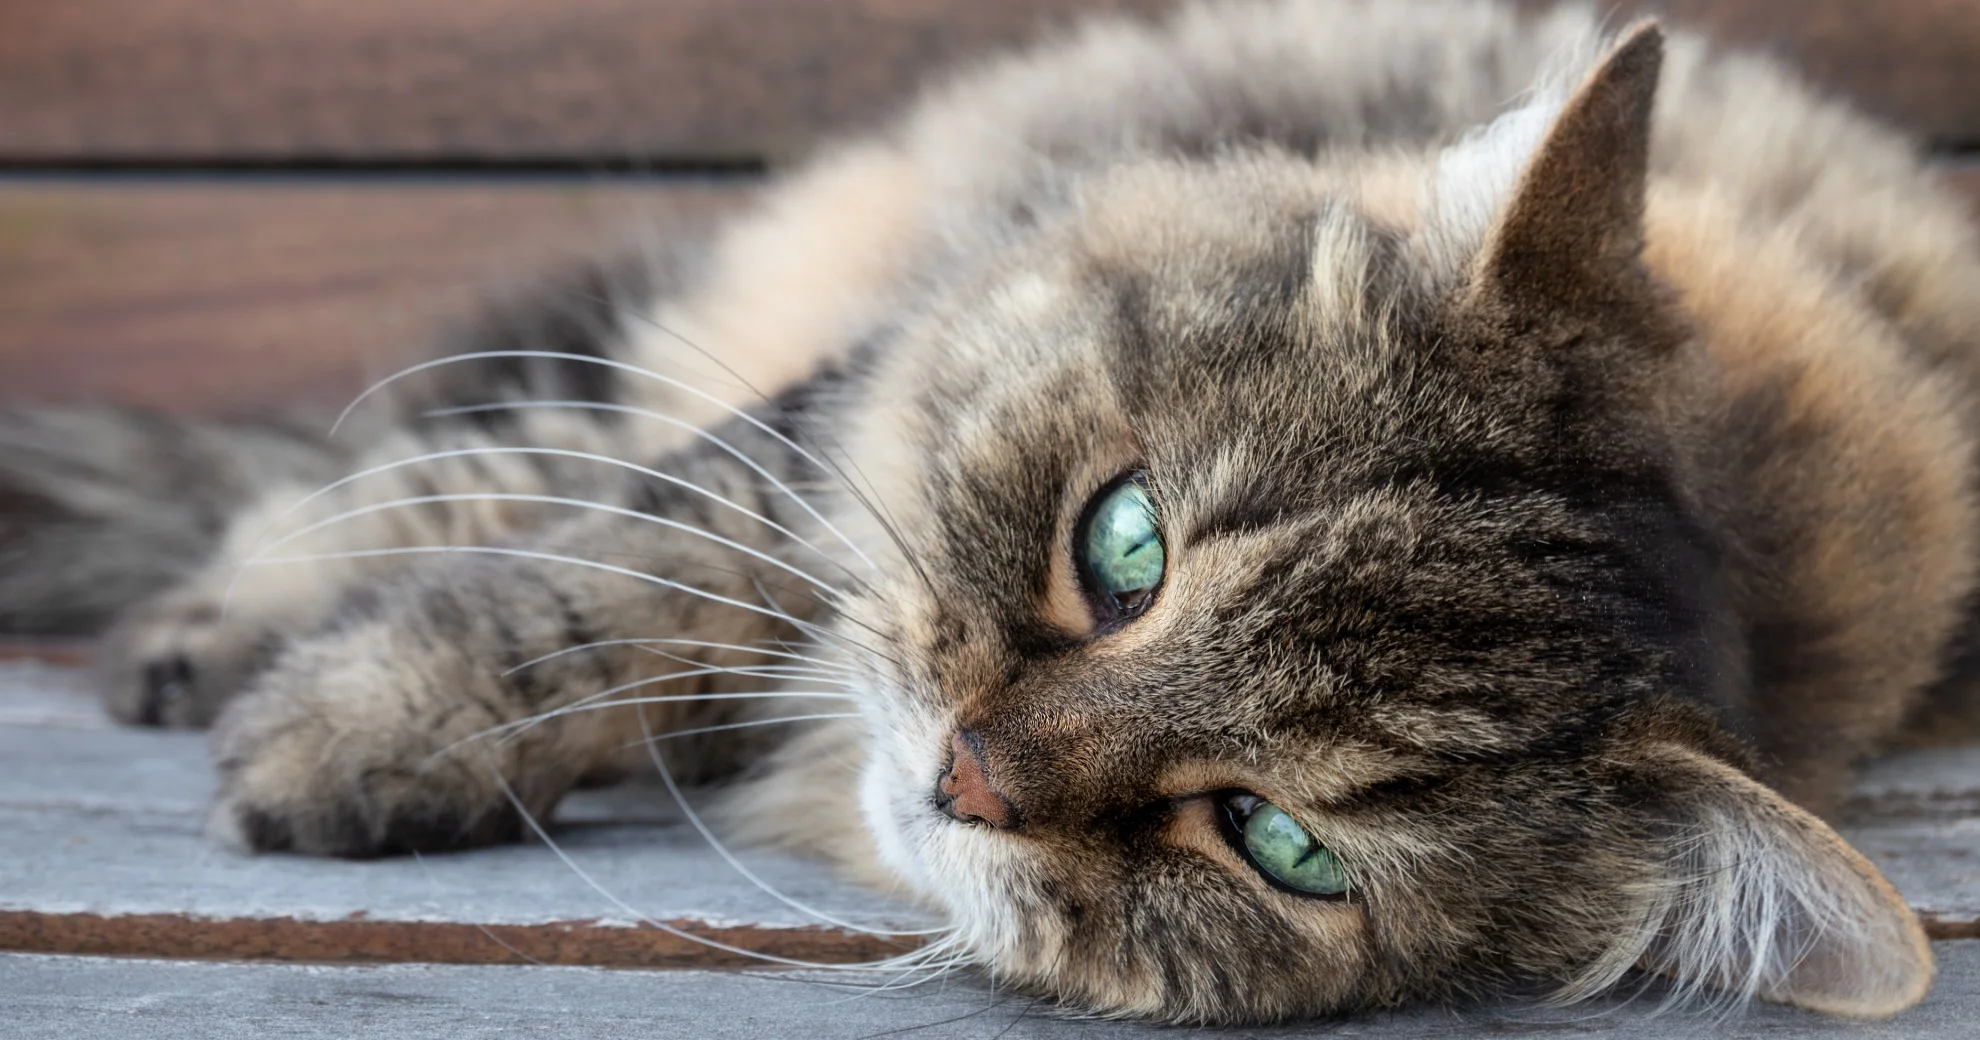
[99,587,287,728]
[203,624,547,857]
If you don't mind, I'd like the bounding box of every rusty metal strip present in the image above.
[0,641,92,667]
[0,910,919,969]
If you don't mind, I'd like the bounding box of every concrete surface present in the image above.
[5,945,1980,1039]
[0,661,927,935]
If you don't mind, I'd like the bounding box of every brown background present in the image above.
[2,0,1977,417]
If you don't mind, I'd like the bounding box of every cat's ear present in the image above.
[1427,23,1663,318]
[1605,744,1933,1018]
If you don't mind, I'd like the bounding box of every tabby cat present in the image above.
[5,0,1978,1024]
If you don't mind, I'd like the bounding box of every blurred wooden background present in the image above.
[2,0,1977,417]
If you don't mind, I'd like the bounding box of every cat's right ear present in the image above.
[1586,744,1934,1018]
[1421,23,1665,328]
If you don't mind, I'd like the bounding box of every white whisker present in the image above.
[242,545,884,659]
[252,445,838,574]
[503,636,854,678]
[624,644,860,688]
[742,574,903,669]
[487,767,940,972]
[246,492,845,597]
[494,690,859,746]
[615,712,861,746]
[330,351,878,571]
[437,685,856,762]
[637,705,949,939]
[424,399,875,579]
[556,311,937,595]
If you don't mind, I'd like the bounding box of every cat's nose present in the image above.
[934,729,1019,829]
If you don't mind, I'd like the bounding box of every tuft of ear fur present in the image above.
[1425,22,1664,320]
[1573,745,1934,1018]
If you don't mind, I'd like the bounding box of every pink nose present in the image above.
[937,730,1018,829]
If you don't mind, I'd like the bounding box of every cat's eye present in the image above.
[1222,794,1349,897]
[1077,474,1165,619]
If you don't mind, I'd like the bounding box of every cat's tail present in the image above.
[0,409,346,635]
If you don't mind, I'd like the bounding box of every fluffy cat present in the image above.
[4,0,1978,1024]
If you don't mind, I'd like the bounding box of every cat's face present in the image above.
[833,159,1703,1020]
[827,30,1928,1022]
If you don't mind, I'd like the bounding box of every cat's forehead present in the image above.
[908,169,1430,451]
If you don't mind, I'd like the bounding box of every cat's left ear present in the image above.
[1428,23,1663,320]
[1600,744,1934,1018]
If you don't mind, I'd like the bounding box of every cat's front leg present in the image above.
[207,489,821,857]
[99,416,654,730]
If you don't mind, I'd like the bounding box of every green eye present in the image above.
[1226,795,1349,897]
[1078,475,1164,617]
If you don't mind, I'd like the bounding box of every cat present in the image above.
[4,0,1978,1025]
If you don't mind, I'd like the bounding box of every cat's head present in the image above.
[828,26,1931,1022]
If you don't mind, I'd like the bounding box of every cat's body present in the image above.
[4,0,1977,1024]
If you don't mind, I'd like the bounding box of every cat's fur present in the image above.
[4,0,1978,1024]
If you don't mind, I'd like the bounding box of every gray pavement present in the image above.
[6,946,1980,1039]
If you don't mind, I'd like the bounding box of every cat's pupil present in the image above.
[1082,477,1164,612]
[1237,800,1349,897]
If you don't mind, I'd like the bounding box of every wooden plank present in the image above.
[1843,748,1980,940]
[1,159,1972,418]
[0,661,1972,975]
[7,946,1980,1039]
[1,161,1974,417]
[1603,0,1980,146]
[0,0,1164,165]
[1,1,1973,168]
[0,179,752,416]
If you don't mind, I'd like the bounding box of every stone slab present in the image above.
[1843,748,1980,937]
[0,662,931,968]
[5,945,1980,1040]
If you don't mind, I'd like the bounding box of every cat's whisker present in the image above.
[242,544,883,661]
[485,765,944,972]
[611,712,860,748]
[330,350,881,572]
[832,947,978,1003]
[789,942,973,996]
[623,643,860,687]
[422,399,876,586]
[562,691,858,716]
[595,320,921,586]
[638,657,854,686]
[244,492,846,598]
[830,951,967,998]
[449,687,858,760]
[638,657,857,687]
[742,574,905,671]
[583,304,941,598]
[636,705,951,939]
[503,636,855,678]
[721,934,970,996]
[236,445,841,583]
[795,430,938,597]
